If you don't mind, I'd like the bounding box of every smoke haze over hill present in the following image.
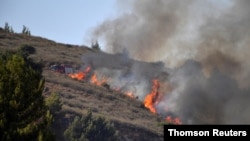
[88,0,250,124]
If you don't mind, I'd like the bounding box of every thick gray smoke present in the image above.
[87,0,250,124]
[161,60,250,124]
[81,50,168,100]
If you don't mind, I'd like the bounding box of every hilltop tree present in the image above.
[4,22,10,32]
[22,25,31,36]
[4,22,14,33]
[0,51,54,141]
[91,41,101,51]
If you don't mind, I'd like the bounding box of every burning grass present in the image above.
[67,67,182,125]
[143,79,160,114]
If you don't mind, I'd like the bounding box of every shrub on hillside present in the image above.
[64,110,118,141]
[19,44,36,55]
[14,46,43,73]
[45,92,62,115]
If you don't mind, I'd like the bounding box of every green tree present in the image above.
[45,92,62,115]
[64,110,118,141]
[0,51,54,141]
[91,41,101,51]
[22,25,31,36]
[3,22,14,33]
[4,22,10,32]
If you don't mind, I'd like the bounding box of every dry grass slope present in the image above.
[0,29,164,141]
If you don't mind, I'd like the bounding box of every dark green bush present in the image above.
[19,44,36,55]
[0,51,54,141]
[45,92,62,115]
[64,110,118,141]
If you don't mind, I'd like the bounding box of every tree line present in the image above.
[3,22,31,36]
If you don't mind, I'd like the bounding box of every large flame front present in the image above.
[68,66,182,124]
[143,79,182,124]
[143,79,160,114]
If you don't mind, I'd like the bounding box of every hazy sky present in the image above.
[0,0,117,46]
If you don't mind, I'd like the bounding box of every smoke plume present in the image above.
[86,0,250,124]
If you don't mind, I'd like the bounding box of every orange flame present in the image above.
[90,73,108,86]
[166,116,182,125]
[68,72,86,80]
[143,79,160,114]
[69,67,182,124]
[68,66,91,80]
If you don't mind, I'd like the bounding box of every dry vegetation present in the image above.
[0,28,164,141]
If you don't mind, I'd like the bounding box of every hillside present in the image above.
[0,29,165,141]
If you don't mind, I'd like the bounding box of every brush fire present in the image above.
[86,0,250,124]
[67,0,250,124]
[67,52,183,124]
[68,43,250,124]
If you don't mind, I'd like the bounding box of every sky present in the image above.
[0,0,117,46]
